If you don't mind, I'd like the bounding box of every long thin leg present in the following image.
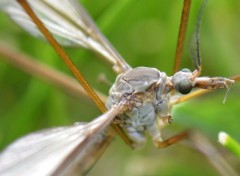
[17,0,134,147]
[155,130,238,174]
[154,131,189,148]
[17,0,106,113]
[173,0,191,74]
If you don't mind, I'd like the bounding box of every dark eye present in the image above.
[177,79,192,94]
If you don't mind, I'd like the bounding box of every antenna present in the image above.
[190,0,208,71]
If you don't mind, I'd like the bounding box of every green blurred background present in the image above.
[0,0,240,175]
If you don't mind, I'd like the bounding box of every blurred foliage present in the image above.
[0,0,240,175]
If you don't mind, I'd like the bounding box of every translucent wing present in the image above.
[0,0,131,73]
[0,103,125,176]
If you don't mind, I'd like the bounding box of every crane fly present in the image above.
[0,0,239,175]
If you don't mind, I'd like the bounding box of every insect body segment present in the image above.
[107,67,234,149]
[107,67,172,149]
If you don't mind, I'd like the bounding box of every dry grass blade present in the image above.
[187,131,239,176]
[0,43,106,102]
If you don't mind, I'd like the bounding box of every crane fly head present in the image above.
[172,68,194,94]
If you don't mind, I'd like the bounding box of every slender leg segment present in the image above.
[173,0,191,74]
[153,131,189,148]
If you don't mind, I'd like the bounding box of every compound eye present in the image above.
[177,79,192,94]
